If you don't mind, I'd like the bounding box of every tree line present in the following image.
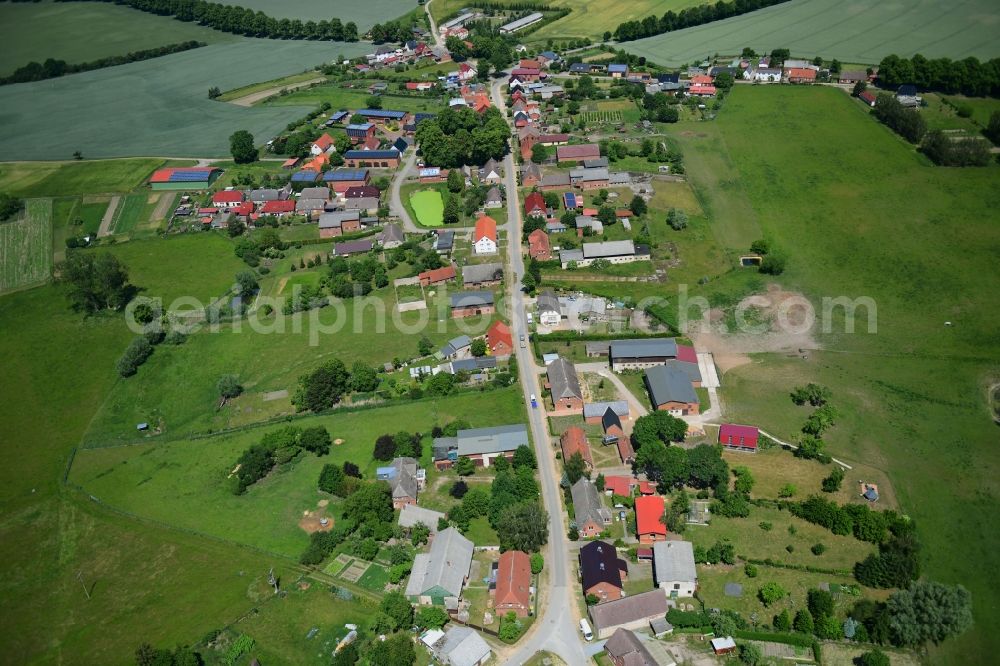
[876,53,1000,98]
[869,93,993,166]
[55,0,360,41]
[613,0,793,42]
[414,106,510,168]
[1,41,205,85]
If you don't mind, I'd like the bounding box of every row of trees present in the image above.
[613,0,793,42]
[868,94,993,166]
[59,0,360,41]
[877,53,1000,98]
[2,41,205,85]
[415,106,510,168]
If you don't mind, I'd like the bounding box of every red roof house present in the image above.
[493,550,532,617]
[676,344,697,364]
[690,74,713,85]
[311,133,334,153]
[527,228,551,260]
[473,215,498,255]
[689,84,717,96]
[635,495,667,545]
[211,190,245,208]
[345,185,379,199]
[418,265,457,286]
[786,68,817,83]
[487,320,514,358]
[859,91,877,107]
[556,144,601,163]
[523,191,547,218]
[233,201,255,217]
[260,200,296,215]
[719,424,759,452]
[603,475,655,497]
[560,426,593,468]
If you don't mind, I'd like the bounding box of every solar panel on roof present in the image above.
[169,170,213,182]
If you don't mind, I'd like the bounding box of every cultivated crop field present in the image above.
[0,199,52,293]
[219,0,414,28]
[0,159,164,198]
[0,0,234,76]
[621,0,1000,66]
[0,39,369,160]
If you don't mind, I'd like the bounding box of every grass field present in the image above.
[621,0,1000,66]
[217,70,328,102]
[703,86,1000,664]
[410,190,444,226]
[267,84,445,115]
[70,388,525,557]
[0,199,53,292]
[0,0,234,76]
[110,192,156,235]
[0,159,165,198]
[0,39,370,160]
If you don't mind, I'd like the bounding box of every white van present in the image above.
[580,618,594,641]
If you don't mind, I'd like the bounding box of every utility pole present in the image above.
[76,570,91,600]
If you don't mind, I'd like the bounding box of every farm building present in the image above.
[557,144,601,164]
[343,149,401,168]
[588,590,669,639]
[546,357,583,411]
[645,365,699,415]
[608,339,678,372]
[499,12,544,34]
[604,627,676,666]
[346,123,376,143]
[433,626,492,666]
[718,424,759,452]
[652,540,697,598]
[432,424,529,468]
[559,240,650,269]
[560,426,592,469]
[398,504,446,534]
[603,476,654,497]
[377,223,404,249]
[462,262,503,288]
[357,109,409,124]
[319,210,361,238]
[418,265,457,286]
[149,167,220,190]
[450,291,495,318]
[572,479,612,538]
[405,527,474,605]
[492,550,532,617]
[211,190,245,209]
[324,168,370,193]
[332,239,374,256]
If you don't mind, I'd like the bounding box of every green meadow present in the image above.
[702,86,1000,664]
[621,0,1000,66]
[0,0,234,76]
[0,159,165,198]
[410,189,444,226]
[0,198,52,292]
[70,387,526,557]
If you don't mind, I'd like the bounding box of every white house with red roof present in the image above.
[311,133,335,155]
[473,215,498,255]
[458,62,477,81]
[211,190,245,210]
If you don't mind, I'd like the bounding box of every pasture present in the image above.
[0,199,52,293]
[268,83,446,115]
[410,189,444,226]
[706,85,1000,664]
[0,159,165,198]
[0,39,370,160]
[0,0,233,76]
[69,388,526,556]
[620,0,1000,66]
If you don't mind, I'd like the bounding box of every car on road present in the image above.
[519,333,526,348]
[580,619,594,641]
[530,393,537,408]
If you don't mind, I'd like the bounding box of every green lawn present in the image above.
[0,198,53,293]
[942,95,1000,128]
[110,192,155,235]
[621,0,1000,66]
[77,199,111,236]
[0,159,166,198]
[70,388,526,556]
[0,0,235,77]
[410,189,445,227]
[268,84,446,115]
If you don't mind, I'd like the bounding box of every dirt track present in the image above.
[228,76,326,107]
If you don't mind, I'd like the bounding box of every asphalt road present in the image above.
[489,73,589,666]
[388,147,421,232]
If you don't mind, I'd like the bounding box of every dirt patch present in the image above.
[690,284,819,374]
[276,277,289,294]
[334,438,344,446]
[262,389,288,402]
[299,509,334,534]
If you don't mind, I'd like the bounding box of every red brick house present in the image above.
[635,496,667,545]
[546,357,583,411]
[560,426,592,469]
[718,424,759,452]
[486,320,514,359]
[523,191,547,218]
[493,550,531,617]
[527,228,551,260]
[418,265,457,286]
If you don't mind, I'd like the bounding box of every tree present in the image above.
[300,426,331,455]
[759,254,786,275]
[378,591,413,631]
[471,338,487,357]
[986,111,1000,146]
[595,473,606,492]
[513,444,536,469]
[116,336,154,377]
[373,434,396,461]
[415,605,449,629]
[368,632,415,666]
[293,359,350,412]
[531,143,550,163]
[808,588,835,619]
[687,445,729,489]
[666,208,687,230]
[586,593,600,605]
[350,361,379,393]
[443,195,460,225]
[631,411,687,449]
[454,456,475,476]
[821,466,844,492]
[756,581,786,607]
[59,252,133,313]
[793,609,814,634]
[319,463,345,495]
[629,195,647,217]
[773,609,792,631]
[815,614,842,639]
[0,192,23,221]
[858,649,891,666]
[564,451,588,484]
[791,383,831,406]
[737,642,763,666]
[217,374,243,399]
[853,80,868,96]
[447,168,464,193]
[496,502,549,552]
[332,644,358,666]
[229,130,258,164]
[462,486,490,517]
[450,480,469,498]
[366,95,383,110]
[343,461,361,478]
[418,336,434,356]
[530,552,544,574]
[715,72,734,89]
[887,581,973,647]
[234,270,258,300]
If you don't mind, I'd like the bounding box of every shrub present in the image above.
[758,582,787,606]
[811,543,826,556]
[744,563,758,578]
[116,336,153,377]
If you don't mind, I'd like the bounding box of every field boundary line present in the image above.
[98,194,121,237]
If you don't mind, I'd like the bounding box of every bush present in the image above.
[811,543,826,555]
[115,336,153,377]
[744,563,758,578]
[758,582,787,606]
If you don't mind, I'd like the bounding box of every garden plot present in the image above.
[0,198,52,292]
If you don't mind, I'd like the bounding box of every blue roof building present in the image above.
[323,168,369,182]
[291,171,321,182]
[330,110,349,122]
[346,122,374,138]
[608,63,628,75]
[344,149,401,160]
[358,109,407,120]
